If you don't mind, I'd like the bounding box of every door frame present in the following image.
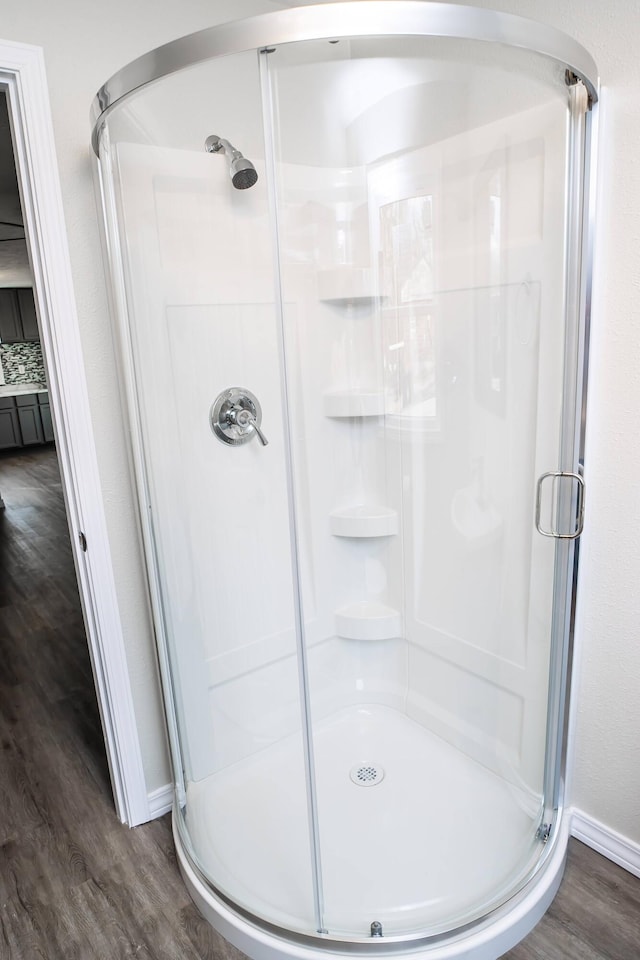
[0,38,150,826]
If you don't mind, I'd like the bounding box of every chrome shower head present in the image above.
[229,156,259,191]
[204,134,258,190]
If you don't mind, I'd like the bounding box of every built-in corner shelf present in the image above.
[323,391,385,418]
[330,505,398,538]
[317,267,380,304]
[335,602,402,641]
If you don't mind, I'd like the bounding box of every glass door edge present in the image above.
[258,46,327,936]
[94,141,188,805]
[542,80,597,828]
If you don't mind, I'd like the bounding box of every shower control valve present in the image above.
[232,408,269,446]
[210,387,269,447]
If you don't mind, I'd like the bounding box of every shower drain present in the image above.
[350,763,384,787]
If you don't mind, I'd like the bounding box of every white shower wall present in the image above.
[108,39,569,811]
[270,41,569,801]
[391,104,567,793]
[112,142,408,781]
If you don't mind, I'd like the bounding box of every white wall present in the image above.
[6,0,639,847]
[433,0,640,853]
[0,0,284,794]
[275,0,640,849]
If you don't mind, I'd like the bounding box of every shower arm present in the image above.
[205,135,240,160]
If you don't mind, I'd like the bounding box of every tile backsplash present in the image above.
[0,341,46,385]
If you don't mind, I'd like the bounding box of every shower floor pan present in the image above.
[185,704,544,939]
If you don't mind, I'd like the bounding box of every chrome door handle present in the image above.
[535,471,585,539]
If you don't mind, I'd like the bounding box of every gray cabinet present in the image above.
[16,395,44,445]
[16,289,39,340]
[0,410,20,448]
[0,290,22,342]
[0,392,53,448]
[0,288,39,342]
[0,396,21,449]
[39,395,54,442]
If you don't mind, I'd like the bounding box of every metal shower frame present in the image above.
[92,1,599,953]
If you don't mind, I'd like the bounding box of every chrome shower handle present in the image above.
[232,407,269,446]
[210,388,268,447]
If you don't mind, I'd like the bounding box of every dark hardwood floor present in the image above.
[504,840,640,960]
[0,446,638,959]
[0,446,243,960]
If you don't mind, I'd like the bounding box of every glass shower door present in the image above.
[264,35,576,937]
[98,49,323,935]
[96,18,591,945]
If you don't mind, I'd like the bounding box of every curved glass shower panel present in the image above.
[265,36,571,936]
[93,6,596,953]
[98,50,320,934]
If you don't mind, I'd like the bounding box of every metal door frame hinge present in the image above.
[536,822,552,844]
[565,69,593,110]
[78,530,88,552]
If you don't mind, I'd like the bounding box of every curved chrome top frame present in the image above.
[91,1,599,154]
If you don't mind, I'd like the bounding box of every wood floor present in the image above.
[0,445,638,959]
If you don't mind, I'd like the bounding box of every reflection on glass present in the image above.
[269,34,569,937]
[380,195,439,431]
[99,23,581,946]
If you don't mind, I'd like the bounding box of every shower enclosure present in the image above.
[92,4,598,957]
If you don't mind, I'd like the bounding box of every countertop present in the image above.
[0,382,48,397]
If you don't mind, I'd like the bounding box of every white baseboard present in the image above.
[148,783,173,819]
[571,808,640,878]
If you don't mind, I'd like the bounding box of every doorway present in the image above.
[0,84,114,810]
[0,41,150,826]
